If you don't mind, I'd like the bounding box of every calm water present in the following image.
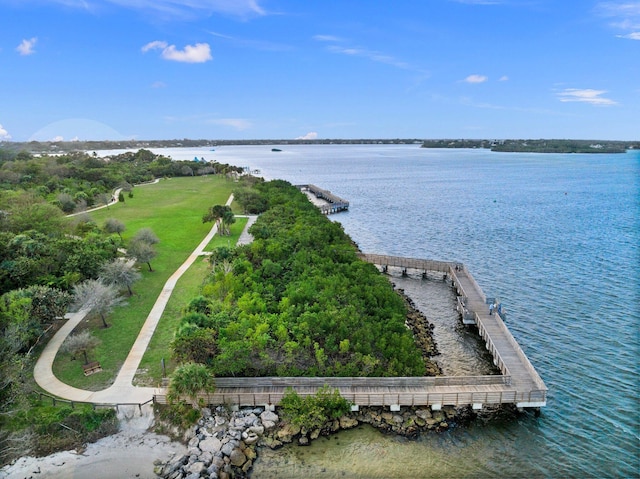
[112,145,640,478]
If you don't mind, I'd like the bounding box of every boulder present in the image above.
[214,416,227,427]
[242,432,259,445]
[415,409,432,420]
[276,423,300,442]
[247,425,264,436]
[187,461,206,475]
[200,451,213,466]
[244,447,257,461]
[260,410,279,426]
[229,448,247,467]
[261,436,283,449]
[221,440,239,457]
[199,437,222,453]
[242,459,253,474]
[339,416,358,429]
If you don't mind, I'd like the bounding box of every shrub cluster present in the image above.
[279,386,352,431]
[172,180,426,377]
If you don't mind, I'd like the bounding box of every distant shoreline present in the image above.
[2,138,638,155]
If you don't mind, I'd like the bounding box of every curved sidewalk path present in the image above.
[34,194,238,405]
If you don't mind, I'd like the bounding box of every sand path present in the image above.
[33,194,237,405]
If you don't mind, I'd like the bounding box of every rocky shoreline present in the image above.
[154,401,507,479]
[153,282,474,479]
[399,287,442,376]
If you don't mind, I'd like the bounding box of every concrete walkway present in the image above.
[236,215,258,246]
[33,194,237,405]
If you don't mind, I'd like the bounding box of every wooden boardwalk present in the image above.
[361,254,547,408]
[297,184,349,214]
[155,255,546,411]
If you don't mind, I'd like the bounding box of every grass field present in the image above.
[52,175,240,390]
[135,217,248,386]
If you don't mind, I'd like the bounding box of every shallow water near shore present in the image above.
[101,145,639,478]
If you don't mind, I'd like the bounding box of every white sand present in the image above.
[1,405,186,479]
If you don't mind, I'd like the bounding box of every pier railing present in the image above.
[297,184,349,214]
[357,254,453,273]
[475,312,512,379]
[153,375,519,408]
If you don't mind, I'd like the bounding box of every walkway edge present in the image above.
[33,193,234,405]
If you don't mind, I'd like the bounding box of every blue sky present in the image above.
[1,0,638,141]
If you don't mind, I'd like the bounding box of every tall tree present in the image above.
[127,239,157,272]
[132,227,159,245]
[203,204,234,235]
[72,279,124,328]
[103,218,125,239]
[99,259,141,296]
[60,330,100,365]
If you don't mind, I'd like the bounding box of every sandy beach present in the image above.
[0,405,185,479]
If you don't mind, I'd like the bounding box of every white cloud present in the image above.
[596,1,640,39]
[463,74,488,83]
[151,81,167,88]
[557,88,617,106]
[142,41,212,63]
[51,135,65,142]
[33,0,266,19]
[617,31,640,39]
[141,40,168,52]
[209,118,252,130]
[296,132,318,140]
[313,35,344,42]
[326,45,410,69]
[0,124,11,140]
[498,75,509,81]
[16,37,37,56]
[162,43,212,63]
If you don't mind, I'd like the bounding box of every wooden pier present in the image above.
[360,254,547,409]
[297,184,349,214]
[155,255,546,411]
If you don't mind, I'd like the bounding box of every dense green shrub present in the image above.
[279,386,352,431]
[176,180,426,377]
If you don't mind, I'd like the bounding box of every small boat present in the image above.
[271,148,282,152]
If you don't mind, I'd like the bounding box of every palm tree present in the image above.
[168,363,216,407]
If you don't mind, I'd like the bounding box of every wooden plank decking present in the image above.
[296,184,349,214]
[362,254,547,408]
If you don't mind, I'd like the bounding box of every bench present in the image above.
[83,361,102,376]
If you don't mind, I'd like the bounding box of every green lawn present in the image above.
[53,175,238,390]
[135,217,248,386]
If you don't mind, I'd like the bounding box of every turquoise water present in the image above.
[156,145,639,478]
